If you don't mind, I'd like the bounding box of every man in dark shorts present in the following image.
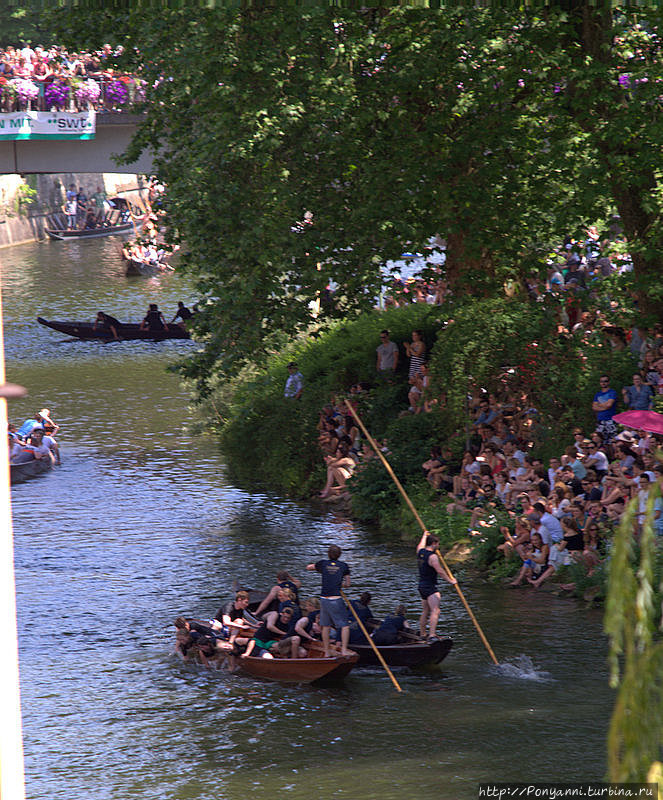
[254,570,302,617]
[416,531,457,641]
[306,544,351,657]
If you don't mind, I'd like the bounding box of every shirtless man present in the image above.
[416,531,457,640]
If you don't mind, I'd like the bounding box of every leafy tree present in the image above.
[47,5,663,390]
[605,494,663,786]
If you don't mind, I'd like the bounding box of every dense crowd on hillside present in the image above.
[304,228,662,592]
[0,42,143,111]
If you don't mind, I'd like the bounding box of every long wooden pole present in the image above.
[340,589,402,693]
[344,400,499,666]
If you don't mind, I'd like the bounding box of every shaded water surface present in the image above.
[1,239,613,800]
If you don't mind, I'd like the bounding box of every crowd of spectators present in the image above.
[0,42,144,112]
[313,226,661,594]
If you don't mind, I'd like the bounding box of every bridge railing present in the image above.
[0,75,146,114]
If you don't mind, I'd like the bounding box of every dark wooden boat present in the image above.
[45,197,139,240]
[243,588,452,669]
[37,317,190,341]
[350,633,453,668]
[10,458,53,485]
[125,258,171,277]
[45,221,134,240]
[237,640,358,684]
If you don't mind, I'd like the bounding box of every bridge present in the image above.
[0,114,153,175]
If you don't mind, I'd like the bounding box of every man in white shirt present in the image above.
[25,429,54,464]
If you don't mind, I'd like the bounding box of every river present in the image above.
[1,238,614,800]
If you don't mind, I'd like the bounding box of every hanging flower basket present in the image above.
[11,78,39,104]
[105,79,129,106]
[45,81,70,108]
[73,78,101,105]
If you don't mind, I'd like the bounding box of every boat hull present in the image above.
[10,458,53,485]
[238,645,358,684]
[37,317,189,341]
[351,637,453,668]
[125,259,169,277]
[45,222,134,240]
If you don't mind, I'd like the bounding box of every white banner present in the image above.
[0,111,95,140]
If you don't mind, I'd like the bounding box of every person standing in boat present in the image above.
[140,303,168,333]
[416,531,457,641]
[64,184,77,230]
[306,544,351,657]
[93,311,122,341]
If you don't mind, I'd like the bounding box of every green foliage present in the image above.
[605,494,663,782]
[42,6,663,392]
[215,304,443,495]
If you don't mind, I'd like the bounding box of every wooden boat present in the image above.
[177,618,357,683]
[125,258,171,277]
[244,589,452,669]
[45,197,139,240]
[10,458,53,485]
[37,317,190,341]
[237,640,358,684]
[350,633,453,668]
[45,221,134,240]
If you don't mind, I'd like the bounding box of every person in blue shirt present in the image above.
[592,375,618,443]
[621,374,653,411]
[306,544,351,657]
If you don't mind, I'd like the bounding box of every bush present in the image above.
[215,303,447,496]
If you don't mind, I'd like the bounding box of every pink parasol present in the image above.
[613,410,663,436]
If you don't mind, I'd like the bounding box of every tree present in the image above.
[604,495,663,786]
[48,6,663,392]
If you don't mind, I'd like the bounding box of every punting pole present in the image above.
[344,400,499,666]
[340,589,402,693]
[0,285,27,800]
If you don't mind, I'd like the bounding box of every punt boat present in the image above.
[37,317,190,341]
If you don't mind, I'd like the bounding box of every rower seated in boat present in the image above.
[347,592,375,645]
[371,605,410,646]
[254,570,301,617]
[241,607,306,660]
[294,598,322,643]
[140,303,168,333]
[211,590,253,645]
[170,301,193,329]
[93,311,122,341]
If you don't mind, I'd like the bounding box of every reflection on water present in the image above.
[2,239,614,800]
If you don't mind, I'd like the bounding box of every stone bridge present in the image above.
[0,114,152,175]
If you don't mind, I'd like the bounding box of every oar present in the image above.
[340,588,402,693]
[344,400,499,666]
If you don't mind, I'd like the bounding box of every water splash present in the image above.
[492,654,553,682]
